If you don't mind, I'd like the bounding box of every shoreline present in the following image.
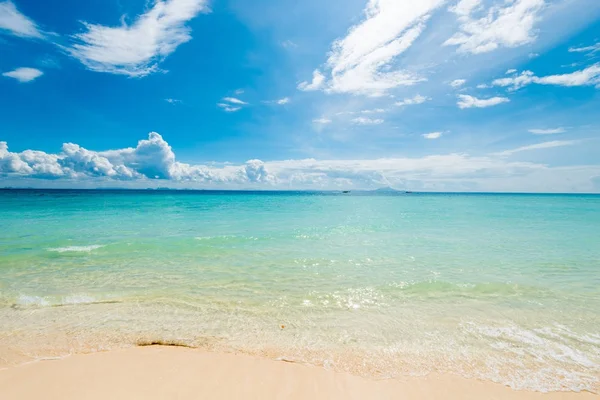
[0,346,597,400]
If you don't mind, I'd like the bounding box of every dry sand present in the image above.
[0,346,597,400]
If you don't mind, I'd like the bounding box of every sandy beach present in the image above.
[0,346,597,400]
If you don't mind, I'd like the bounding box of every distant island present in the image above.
[371,187,412,193]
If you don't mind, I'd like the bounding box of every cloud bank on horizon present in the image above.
[2,132,599,192]
[1,0,600,192]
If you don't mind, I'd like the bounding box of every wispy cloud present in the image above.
[422,131,443,139]
[298,0,444,96]
[281,40,297,49]
[493,140,580,156]
[444,0,544,54]
[217,103,241,112]
[263,97,291,105]
[528,128,565,135]
[395,94,430,107]
[165,98,182,105]
[361,108,386,114]
[222,97,248,105]
[313,118,332,124]
[234,89,244,95]
[569,42,600,55]
[0,1,44,39]
[352,117,384,125]
[457,94,509,109]
[492,64,600,90]
[2,67,43,82]
[450,79,466,88]
[66,0,209,77]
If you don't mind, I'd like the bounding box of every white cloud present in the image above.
[361,108,386,114]
[281,40,297,49]
[276,97,290,105]
[66,0,209,77]
[165,98,182,104]
[444,0,544,54]
[0,0,44,38]
[506,69,517,74]
[528,128,565,135]
[569,43,600,55]
[493,140,579,156]
[457,94,509,108]
[395,94,430,106]
[218,96,248,112]
[422,132,443,139]
[298,69,325,91]
[352,117,384,125]
[313,118,331,124]
[222,97,247,105]
[492,64,600,90]
[2,134,599,192]
[234,89,245,95]
[217,103,241,112]
[450,79,466,88]
[299,0,444,95]
[2,67,43,82]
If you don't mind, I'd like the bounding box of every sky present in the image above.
[1,0,600,192]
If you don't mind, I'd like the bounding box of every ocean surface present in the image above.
[0,189,599,392]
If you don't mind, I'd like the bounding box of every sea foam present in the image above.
[48,245,105,253]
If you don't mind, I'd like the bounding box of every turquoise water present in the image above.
[1,190,599,392]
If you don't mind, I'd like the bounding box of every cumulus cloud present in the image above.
[298,1,443,95]
[450,79,466,88]
[422,132,443,139]
[395,94,430,107]
[444,0,544,54]
[0,0,44,39]
[491,64,600,90]
[457,94,509,108]
[2,67,43,82]
[352,117,384,125]
[2,133,599,192]
[0,133,276,184]
[298,69,325,91]
[528,128,565,135]
[493,140,579,156]
[66,0,209,77]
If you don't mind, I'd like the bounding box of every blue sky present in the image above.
[1,0,600,191]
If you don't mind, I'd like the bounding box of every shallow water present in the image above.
[1,190,599,392]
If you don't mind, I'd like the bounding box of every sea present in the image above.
[0,189,598,392]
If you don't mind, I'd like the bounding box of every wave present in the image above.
[194,235,258,242]
[47,245,105,253]
[13,294,121,309]
[462,322,600,392]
